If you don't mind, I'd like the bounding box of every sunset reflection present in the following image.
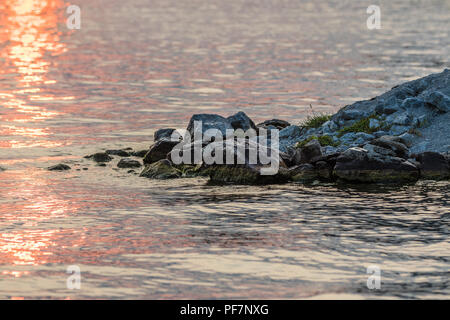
[0,0,71,148]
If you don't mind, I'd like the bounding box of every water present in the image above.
[0,0,449,299]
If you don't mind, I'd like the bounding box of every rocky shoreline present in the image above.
[47,69,450,185]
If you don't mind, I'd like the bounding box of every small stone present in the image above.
[87,152,113,163]
[117,159,142,168]
[140,159,182,179]
[416,152,450,180]
[48,164,71,171]
[369,118,380,129]
[106,149,131,157]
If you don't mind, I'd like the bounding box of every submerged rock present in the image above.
[106,149,131,157]
[117,159,142,168]
[130,150,149,157]
[48,164,71,171]
[86,152,113,163]
[140,159,181,179]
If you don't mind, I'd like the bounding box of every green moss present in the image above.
[337,114,390,137]
[300,114,332,129]
[295,135,339,148]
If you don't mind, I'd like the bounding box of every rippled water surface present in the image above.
[0,0,449,299]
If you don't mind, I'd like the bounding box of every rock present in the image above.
[315,161,332,180]
[289,164,318,182]
[140,159,181,179]
[322,145,339,155]
[334,147,419,183]
[227,111,256,131]
[154,128,176,141]
[392,112,413,126]
[143,139,179,165]
[186,114,234,138]
[363,143,396,157]
[0,166,5,172]
[257,119,290,130]
[299,139,322,164]
[398,133,416,147]
[278,125,304,153]
[48,164,71,171]
[321,120,339,134]
[416,152,450,180]
[389,125,409,136]
[87,152,113,163]
[369,118,380,130]
[205,139,288,184]
[106,149,131,157]
[130,150,148,157]
[371,136,409,159]
[422,91,450,113]
[117,159,142,168]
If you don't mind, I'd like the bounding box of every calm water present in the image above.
[0,0,449,299]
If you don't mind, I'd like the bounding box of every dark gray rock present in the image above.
[106,149,131,157]
[130,150,149,157]
[117,159,142,168]
[299,139,322,164]
[416,152,450,180]
[257,119,291,130]
[86,152,113,163]
[334,147,419,183]
[187,114,234,138]
[289,164,319,182]
[48,164,71,171]
[143,139,179,165]
[371,136,409,159]
[154,128,176,142]
[278,125,304,153]
[227,111,256,131]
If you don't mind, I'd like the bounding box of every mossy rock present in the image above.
[140,159,181,179]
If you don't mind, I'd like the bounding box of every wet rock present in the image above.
[334,147,419,183]
[143,139,179,165]
[87,152,113,163]
[227,111,256,131]
[299,139,322,164]
[205,139,288,184]
[0,166,5,172]
[130,150,149,157]
[289,164,319,182]
[257,119,290,130]
[187,114,234,138]
[416,152,450,180]
[140,159,182,179]
[154,128,176,141]
[106,149,131,157]
[371,136,409,159]
[315,161,332,180]
[48,164,71,171]
[117,159,142,168]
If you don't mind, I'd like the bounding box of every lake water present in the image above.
[0,0,449,299]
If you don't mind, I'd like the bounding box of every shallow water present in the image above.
[0,0,449,299]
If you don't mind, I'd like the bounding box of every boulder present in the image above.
[117,159,142,168]
[416,152,450,180]
[227,111,256,131]
[370,136,409,159]
[154,128,176,141]
[299,139,322,164]
[186,114,234,138]
[130,150,148,157]
[140,159,181,179]
[278,125,304,153]
[334,147,419,183]
[143,139,179,165]
[257,119,291,130]
[48,164,71,171]
[205,139,288,184]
